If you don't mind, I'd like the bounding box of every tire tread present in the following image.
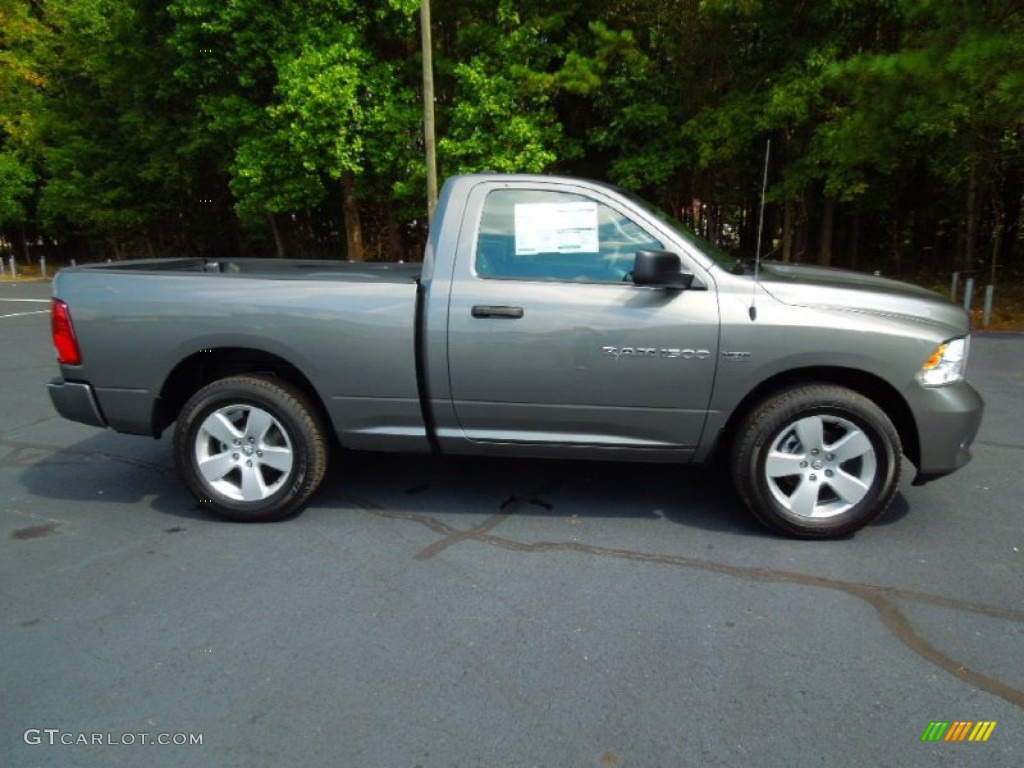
[730,384,902,538]
[173,375,328,522]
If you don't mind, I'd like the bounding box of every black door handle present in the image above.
[471,305,524,319]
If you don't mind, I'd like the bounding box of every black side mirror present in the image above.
[632,250,694,289]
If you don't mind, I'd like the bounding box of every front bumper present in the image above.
[907,380,984,485]
[48,378,107,428]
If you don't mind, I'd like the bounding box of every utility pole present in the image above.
[420,0,438,221]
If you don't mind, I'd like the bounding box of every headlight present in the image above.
[916,336,969,387]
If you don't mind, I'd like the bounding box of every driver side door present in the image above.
[445,182,720,456]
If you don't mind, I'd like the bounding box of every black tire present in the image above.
[173,375,328,522]
[730,384,902,538]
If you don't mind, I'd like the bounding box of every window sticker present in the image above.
[514,202,599,255]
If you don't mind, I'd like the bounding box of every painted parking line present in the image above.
[0,310,49,319]
[0,299,51,319]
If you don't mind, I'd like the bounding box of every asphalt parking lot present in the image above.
[1,278,1021,767]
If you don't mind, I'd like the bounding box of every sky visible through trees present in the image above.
[0,0,1021,281]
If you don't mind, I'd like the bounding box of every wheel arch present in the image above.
[716,366,919,468]
[154,347,330,438]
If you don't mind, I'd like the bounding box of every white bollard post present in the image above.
[983,285,995,328]
[963,277,975,311]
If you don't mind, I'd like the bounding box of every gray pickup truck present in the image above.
[48,174,983,537]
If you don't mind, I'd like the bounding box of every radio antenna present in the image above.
[749,138,771,322]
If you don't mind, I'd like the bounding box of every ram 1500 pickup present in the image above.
[48,174,983,537]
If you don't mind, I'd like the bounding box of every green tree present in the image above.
[825,1,1024,277]
[169,0,423,259]
[0,0,45,255]
[435,1,580,176]
[0,0,1019,280]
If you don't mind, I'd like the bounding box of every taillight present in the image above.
[51,298,82,365]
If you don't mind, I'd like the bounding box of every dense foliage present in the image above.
[1,0,1021,279]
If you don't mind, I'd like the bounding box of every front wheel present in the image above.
[174,375,328,522]
[731,384,902,538]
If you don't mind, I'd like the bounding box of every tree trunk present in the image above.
[891,204,902,274]
[420,0,438,220]
[964,163,979,273]
[341,172,364,261]
[267,213,286,258]
[19,223,33,265]
[782,197,794,263]
[930,220,947,274]
[1001,169,1021,274]
[818,196,835,267]
[848,210,859,270]
[795,187,811,263]
[989,193,1004,287]
[387,204,404,262]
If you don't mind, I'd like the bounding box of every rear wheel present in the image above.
[731,384,902,538]
[174,375,328,522]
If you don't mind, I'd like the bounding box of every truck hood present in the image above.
[756,262,970,337]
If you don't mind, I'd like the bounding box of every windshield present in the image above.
[615,187,739,272]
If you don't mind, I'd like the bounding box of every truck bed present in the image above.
[52,257,427,449]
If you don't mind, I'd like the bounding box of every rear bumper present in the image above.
[908,380,984,485]
[48,378,107,428]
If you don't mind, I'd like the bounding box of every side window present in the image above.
[475,189,663,283]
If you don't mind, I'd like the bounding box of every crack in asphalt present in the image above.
[327,490,1024,712]
[1,416,61,434]
[413,482,562,561]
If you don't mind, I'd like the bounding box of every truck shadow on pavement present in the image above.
[10,431,910,537]
[316,449,911,535]
[6,431,209,521]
